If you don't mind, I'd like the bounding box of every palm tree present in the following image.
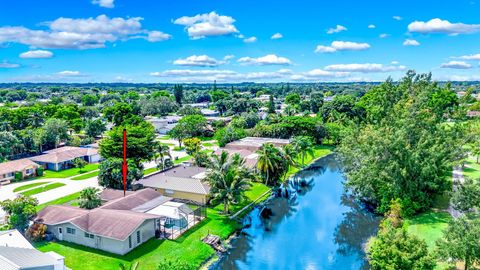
[78,187,101,209]
[256,143,281,185]
[119,262,139,270]
[206,152,253,214]
[154,143,171,170]
[291,136,315,167]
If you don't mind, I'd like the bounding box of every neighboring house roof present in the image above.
[0,230,34,249]
[137,176,210,195]
[467,110,480,117]
[214,148,259,169]
[100,189,134,202]
[0,159,39,176]
[224,137,290,151]
[30,146,98,164]
[70,209,158,241]
[0,246,57,270]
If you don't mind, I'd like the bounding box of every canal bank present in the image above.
[210,154,382,270]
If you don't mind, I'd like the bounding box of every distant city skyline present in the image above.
[0,0,479,83]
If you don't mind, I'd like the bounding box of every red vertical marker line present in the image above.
[122,128,127,197]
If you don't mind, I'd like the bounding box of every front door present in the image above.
[58,227,63,240]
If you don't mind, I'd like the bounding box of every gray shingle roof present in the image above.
[30,146,98,164]
[137,175,210,195]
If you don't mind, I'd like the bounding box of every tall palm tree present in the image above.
[154,143,171,170]
[78,187,101,209]
[256,143,281,185]
[206,152,253,214]
[291,136,315,167]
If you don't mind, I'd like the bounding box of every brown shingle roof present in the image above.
[70,209,158,241]
[0,159,39,175]
[100,188,165,210]
[99,189,134,202]
[30,147,98,164]
[35,205,89,225]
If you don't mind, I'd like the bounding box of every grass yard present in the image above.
[21,182,66,196]
[35,183,271,270]
[174,155,192,164]
[71,171,99,180]
[213,182,271,216]
[143,167,159,175]
[463,156,480,180]
[36,192,81,211]
[37,164,99,179]
[13,181,50,192]
[405,211,452,249]
[201,142,218,147]
[286,145,334,178]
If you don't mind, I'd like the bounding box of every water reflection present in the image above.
[213,155,380,270]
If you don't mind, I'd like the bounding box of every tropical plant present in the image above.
[291,136,315,167]
[25,223,47,242]
[183,137,201,156]
[73,157,87,170]
[119,262,139,270]
[256,143,283,186]
[154,143,172,171]
[206,151,253,213]
[78,187,101,209]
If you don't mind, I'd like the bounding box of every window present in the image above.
[84,233,94,239]
[66,227,76,235]
[136,231,141,244]
[26,169,33,175]
[128,235,132,248]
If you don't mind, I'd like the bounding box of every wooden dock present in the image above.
[202,234,226,253]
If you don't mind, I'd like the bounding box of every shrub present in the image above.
[14,172,23,182]
[36,167,44,177]
[26,223,47,242]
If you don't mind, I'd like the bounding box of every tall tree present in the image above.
[436,216,480,270]
[174,84,184,105]
[206,152,253,213]
[267,95,276,114]
[0,195,38,231]
[291,136,315,167]
[98,158,144,190]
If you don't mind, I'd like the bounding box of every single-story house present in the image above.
[0,159,40,185]
[35,189,177,255]
[30,146,100,171]
[135,165,210,204]
[214,148,259,169]
[146,116,181,134]
[0,229,66,270]
[224,137,290,152]
[201,109,220,117]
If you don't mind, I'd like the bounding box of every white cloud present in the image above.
[243,36,257,43]
[223,55,235,60]
[379,33,389,38]
[315,41,370,53]
[293,69,350,80]
[271,33,283,39]
[368,24,376,29]
[440,61,472,69]
[237,54,291,65]
[174,11,239,39]
[19,50,53,59]
[173,55,225,67]
[147,31,172,42]
[408,18,480,35]
[456,53,480,60]
[57,70,84,77]
[92,0,114,8]
[324,63,406,73]
[0,61,20,68]
[393,16,403,21]
[327,25,347,34]
[0,15,171,49]
[403,39,420,46]
[391,61,400,65]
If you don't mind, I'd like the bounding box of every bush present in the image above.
[26,223,47,242]
[36,167,44,177]
[14,172,23,182]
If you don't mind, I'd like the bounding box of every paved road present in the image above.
[448,165,465,218]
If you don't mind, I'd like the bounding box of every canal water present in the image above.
[213,155,381,270]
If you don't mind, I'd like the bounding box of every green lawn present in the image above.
[173,155,192,164]
[21,182,66,196]
[36,192,82,211]
[71,171,99,180]
[214,182,271,216]
[286,145,334,178]
[201,142,218,147]
[13,181,50,192]
[37,164,99,179]
[405,211,452,249]
[143,167,159,175]
[35,183,271,270]
[464,156,480,180]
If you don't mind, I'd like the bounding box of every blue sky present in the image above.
[0,0,479,83]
